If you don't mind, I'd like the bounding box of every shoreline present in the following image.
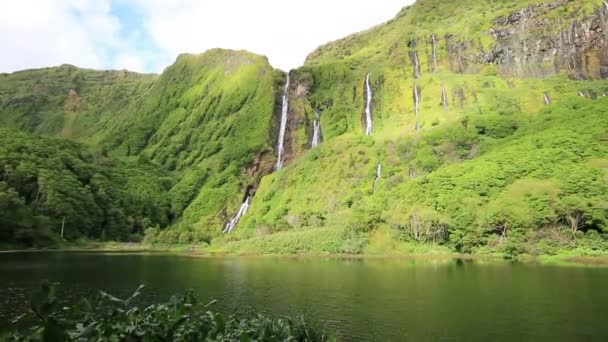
[2,243,608,266]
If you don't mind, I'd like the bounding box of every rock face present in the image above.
[446,0,608,79]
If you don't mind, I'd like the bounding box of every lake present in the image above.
[1,252,608,341]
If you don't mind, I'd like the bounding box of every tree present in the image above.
[559,195,589,237]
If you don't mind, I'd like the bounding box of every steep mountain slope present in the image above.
[95,50,283,239]
[0,65,156,139]
[0,50,283,246]
[214,0,608,256]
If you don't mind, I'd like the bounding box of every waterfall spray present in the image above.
[365,73,373,136]
[276,74,290,170]
[432,35,438,73]
[312,111,322,147]
[412,51,421,79]
[414,84,421,132]
[223,196,251,234]
[441,82,448,112]
[373,164,382,194]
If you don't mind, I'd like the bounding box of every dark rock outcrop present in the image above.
[445,0,608,79]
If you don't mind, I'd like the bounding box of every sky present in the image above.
[0,0,414,74]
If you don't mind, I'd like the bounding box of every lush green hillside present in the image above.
[0,65,156,139]
[1,0,608,257]
[0,128,170,247]
[211,0,608,257]
[96,50,283,240]
[0,50,283,247]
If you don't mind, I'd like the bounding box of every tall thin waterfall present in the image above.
[373,164,382,194]
[414,84,421,132]
[441,82,448,112]
[543,93,551,105]
[312,111,322,147]
[412,51,421,79]
[431,35,438,73]
[365,73,373,136]
[276,74,290,170]
[223,196,251,234]
[578,91,586,98]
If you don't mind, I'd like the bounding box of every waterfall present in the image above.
[365,73,373,136]
[578,91,586,98]
[223,196,251,234]
[373,164,382,194]
[414,84,421,132]
[431,35,438,73]
[276,74,290,170]
[441,82,448,112]
[544,93,551,105]
[413,51,421,79]
[312,111,322,147]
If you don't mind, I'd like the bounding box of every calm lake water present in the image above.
[1,252,608,341]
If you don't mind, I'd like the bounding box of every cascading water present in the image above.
[276,74,290,170]
[431,35,438,73]
[312,111,322,147]
[441,82,448,112]
[365,73,373,136]
[414,84,422,132]
[544,93,551,105]
[578,91,586,97]
[412,51,421,79]
[223,196,251,234]
[373,164,382,194]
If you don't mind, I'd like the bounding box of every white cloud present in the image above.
[132,0,413,71]
[113,53,146,72]
[0,0,114,72]
[0,0,414,73]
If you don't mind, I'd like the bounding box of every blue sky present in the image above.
[108,0,168,72]
[0,0,413,73]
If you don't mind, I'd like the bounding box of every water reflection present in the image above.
[1,253,607,341]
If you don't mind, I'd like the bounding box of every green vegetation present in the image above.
[0,50,282,248]
[1,0,608,258]
[7,282,332,341]
[212,0,608,258]
[0,128,170,247]
[230,85,608,258]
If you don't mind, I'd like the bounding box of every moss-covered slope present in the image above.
[221,0,608,256]
[0,49,283,244]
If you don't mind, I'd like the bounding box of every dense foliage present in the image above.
[213,0,608,257]
[0,128,171,247]
[0,50,281,248]
[8,282,332,341]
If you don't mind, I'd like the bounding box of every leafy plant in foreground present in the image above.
[9,281,334,342]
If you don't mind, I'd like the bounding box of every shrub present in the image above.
[8,282,334,342]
